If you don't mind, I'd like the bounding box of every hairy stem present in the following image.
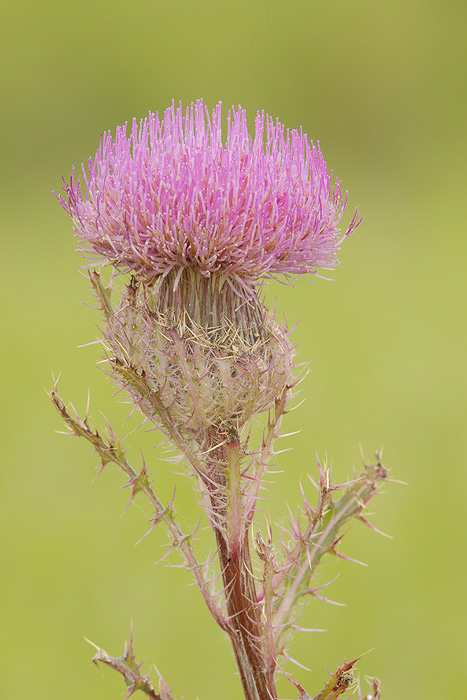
[206,432,277,700]
[273,457,387,637]
[49,386,229,632]
[87,635,175,700]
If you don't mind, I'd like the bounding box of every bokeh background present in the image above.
[1,1,466,698]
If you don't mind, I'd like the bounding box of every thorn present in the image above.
[84,636,101,652]
[359,516,393,539]
[334,551,368,567]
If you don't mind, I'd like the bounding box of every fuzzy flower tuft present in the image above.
[59,100,360,288]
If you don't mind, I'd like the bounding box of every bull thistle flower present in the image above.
[52,100,387,700]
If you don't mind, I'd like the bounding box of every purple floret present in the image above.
[59,100,360,288]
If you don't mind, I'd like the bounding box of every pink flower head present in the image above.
[59,100,360,289]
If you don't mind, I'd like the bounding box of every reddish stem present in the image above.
[204,430,277,700]
[214,525,277,700]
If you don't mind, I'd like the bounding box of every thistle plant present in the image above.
[52,100,388,700]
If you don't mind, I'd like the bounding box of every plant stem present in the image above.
[205,432,277,700]
[216,528,273,700]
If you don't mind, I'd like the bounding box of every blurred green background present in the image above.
[1,1,466,698]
